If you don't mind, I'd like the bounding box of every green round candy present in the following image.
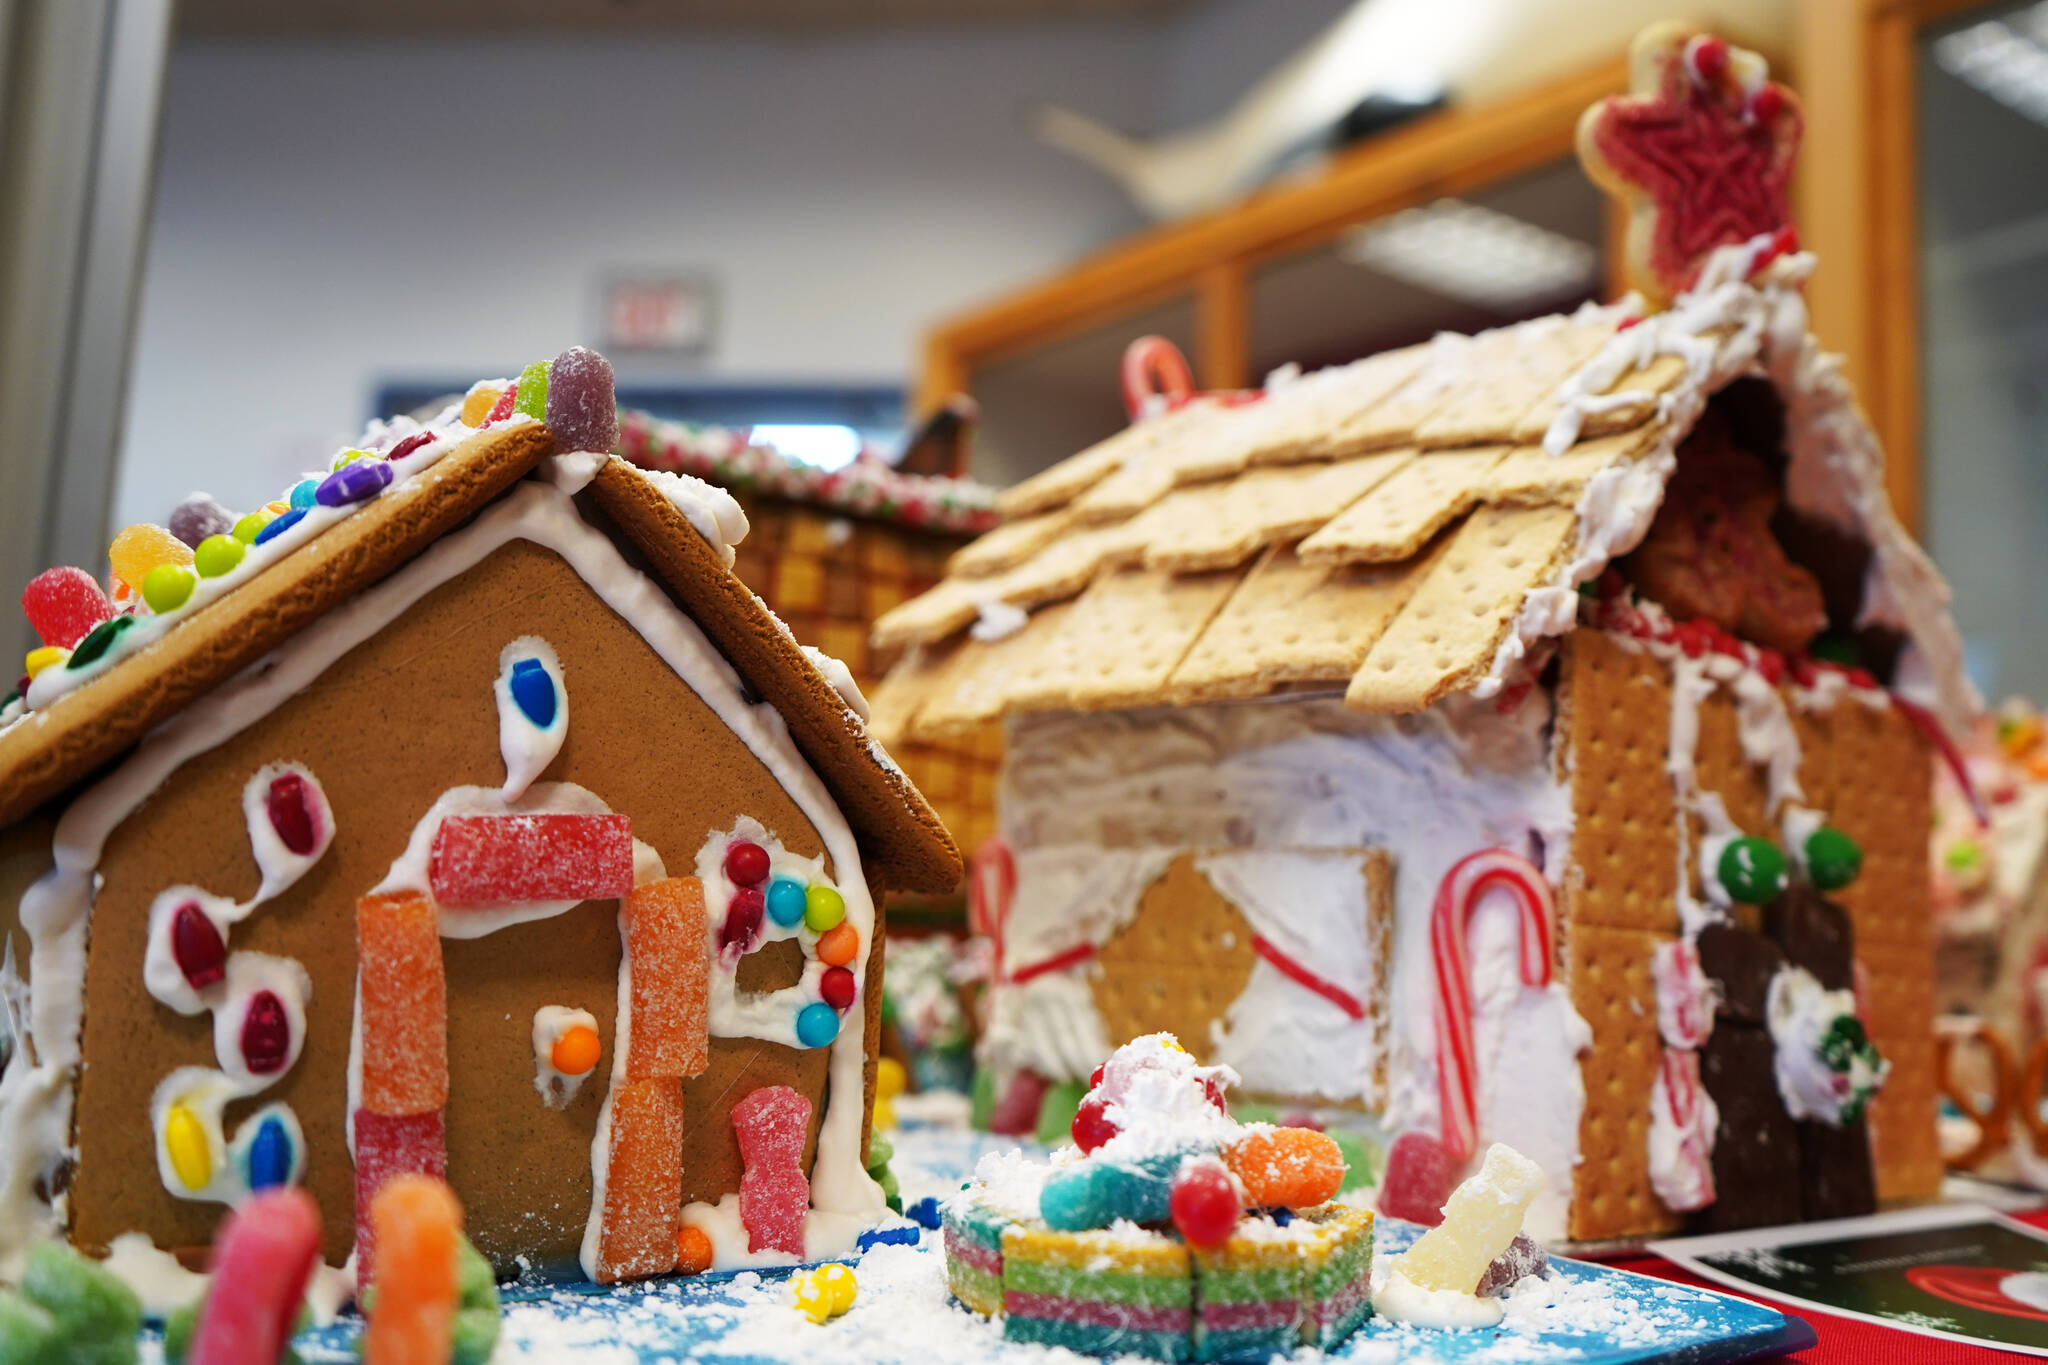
[193,533,245,578]
[1804,826,1863,891]
[231,511,270,543]
[142,563,196,613]
[804,884,846,933]
[330,447,373,471]
[1717,835,1788,905]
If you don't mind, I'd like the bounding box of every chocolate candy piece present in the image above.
[1763,883,1854,992]
[1477,1231,1549,1296]
[1694,923,1784,1025]
[1694,1025,1800,1232]
[1797,1116,1876,1222]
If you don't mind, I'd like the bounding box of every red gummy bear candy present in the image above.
[22,566,113,650]
[732,1085,811,1256]
[1378,1131,1455,1226]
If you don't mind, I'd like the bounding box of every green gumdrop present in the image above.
[876,1164,902,1213]
[457,1234,498,1311]
[453,1306,502,1365]
[865,1131,894,1172]
[1330,1129,1375,1193]
[20,1242,141,1344]
[1034,1080,1087,1147]
[162,1296,198,1363]
[513,361,551,422]
[969,1066,996,1131]
[1805,826,1863,891]
[0,1292,61,1365]
[1717,836,1788,905]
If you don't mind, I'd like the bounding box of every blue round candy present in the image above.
[246,1114,292,1190]
[253,507,307,545]
[315,457,394,507]
[507,657,557,728]
[288,478,319,511]
[796,1002,840,1049]
[766,877,808,928]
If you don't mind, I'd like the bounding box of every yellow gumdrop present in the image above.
[24,646,67,680]
[873,1097,897,1131]
[109,523,193,593]
[876,1057,906,1102]
[461,386,501,426]
[817,1263,857,1316]
[164,1104,212,1191]
[791,1270,832,1323]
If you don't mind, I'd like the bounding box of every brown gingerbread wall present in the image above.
[66,538,873,1270]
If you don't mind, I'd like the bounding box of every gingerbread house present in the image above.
[871,28,1973,1244]
[0,351,961,1287]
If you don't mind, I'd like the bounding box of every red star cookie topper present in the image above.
[1577,22,1802,306]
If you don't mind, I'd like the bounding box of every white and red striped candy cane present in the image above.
[1654,1047,1716,1211]
[1432,848,1557,1165]
[1120,336,1196,421]
[968,836,1017,979]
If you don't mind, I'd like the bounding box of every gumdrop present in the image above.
[188,1187,320,1365]
[594,1078,685,1283]
[624,877,709,1081]
[23,567,113,650]
[109,522,193,592]
[1395,1143,1544,1295]
[171,903,227,990]
[1033,1078,1084,1146]
[675,1224,714,1275]
[1476,1231,1549,1297]
[1377,1131,1454,1226]
[546,346,619,454]
[0,1295,59,1362]
[18,1240,142,1356]
[353,1110,447,1293]
[486,384,518,424]
[356,891,448,1116]
[364,1174,461,1364]
[170,495,234,548]
[239,990,292,1075]
[1169,1155,1242,1247]
[513,360,551,422]
[1223,1127,1345,1210]
[461,385,501,427]
[733,1085,811,1256]
[429,813,634,905]
[720,887,765,955]
[988,1068,1050,1137]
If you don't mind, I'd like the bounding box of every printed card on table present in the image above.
[1652,1204,2048,1356]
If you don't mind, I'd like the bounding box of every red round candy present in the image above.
[1170,1158,1242,1248]
[820,966,857,1012]
[171,903,226,990]
[1202,1075,1230,1112]
[241,991,291,1074]
[1088,1064,1105,1090]
[1070,1095,1117,1154]
[724,841,771,888]
[719,888,765,953]
[1750,84,1785,123]
[266,772,318,856]
[1689,34,1729,82]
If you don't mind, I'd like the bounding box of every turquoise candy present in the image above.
[766,877,807,927]
[1717,836,1788,905]
[514,360,551,422]
[288,478,319,511]
[1804,826,1863,891]
[796,1002,840,1048]
[1039,1151,1184,1230]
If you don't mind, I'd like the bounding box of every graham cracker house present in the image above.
[0,371,960,1285]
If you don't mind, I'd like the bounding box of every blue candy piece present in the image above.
[507,658,557,728]
[246,1115,292,1190]
[253,507,306,545]
[907,1196,943,1230]
[315,457,394,507]
[288,478,319,511]
[1039,1151,1183,1231]
[855,1223,921,1252]
[796,1002,840,1048]
[1267,1206,1294,1227]
[766,877,808,928]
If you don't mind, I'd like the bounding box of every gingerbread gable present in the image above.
[870,252,1973,744]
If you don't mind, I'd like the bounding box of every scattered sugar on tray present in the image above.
[1496,1266,1716,1348]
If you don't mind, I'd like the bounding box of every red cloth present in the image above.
[1607,1206,2048,1362]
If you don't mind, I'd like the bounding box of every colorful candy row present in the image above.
[719,838,859,1050]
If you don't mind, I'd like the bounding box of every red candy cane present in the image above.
[969,836,1017,979]
[1431,849,1556,1164]
[1654,1047,1716,1211]
[1120,336,1196,420]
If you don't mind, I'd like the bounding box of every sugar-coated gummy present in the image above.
[1038,1151,1183,1231]
[429,813,635,905]
[0,1293,60,1364]
[545,346,619,454]
[365,1175,462,1363]
[766,877,807,927]
[187,1188,320,1365]
[21,1241,142,1348]
[1376,1131,1453,1226]
[595,1079,686,1282]
[733,1085,812,1256]
[461,386,501,426]
[22,566,114,651]
[109,522,192,591]
[170,494,234,548]
[1395,1143,1543,1294]
[352,1110,448,1294]
[1223,1128,1345,1210]
[356,891,449,1116]
[513,360,551,422]
[624,877,709,1081]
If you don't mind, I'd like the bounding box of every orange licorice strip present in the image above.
[364,1173,461,1365]
[595,1078,686,1283]
[624,877,709,1081]
[357,891,448,1116]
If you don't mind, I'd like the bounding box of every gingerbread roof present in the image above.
[0,425,961,893]
[870,246,1976,746]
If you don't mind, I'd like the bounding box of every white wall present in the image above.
[117,22,1175,527]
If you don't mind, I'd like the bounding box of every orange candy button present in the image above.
[552,1025,602,1076]
[675,1224,713,1275]
[815,922,859,968]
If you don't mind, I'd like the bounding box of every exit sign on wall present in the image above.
[599,273,717,356]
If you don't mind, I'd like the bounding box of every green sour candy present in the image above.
[0,1292,61,1365]
[162,1298,196,1363]
[864,1131,894,1172]
[513,361,551,422]
[20,1242,141,1350]
[453,1306,501,1365]
[970,1066,996,1131]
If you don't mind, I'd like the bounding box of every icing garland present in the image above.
[143,763,334,1203]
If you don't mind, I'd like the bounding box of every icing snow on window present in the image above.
[642,469,750,569]
[968,599,1027,643]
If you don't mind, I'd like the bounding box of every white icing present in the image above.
[1372,1263,1504,1329]
[696,817,841,1049]
[495,637,567,802]
[1646,1053,1717,1213]
[800,645,871,723]
[148,1064,306,1205]
[641,468,750,570]
[140,890,241,1016]
[531,1006,601,1108]
[242,763,335,902]
[103,1232,206,1316]
[1766,966,1888,1125]
[968,599,1028,643]
[678,1191,872,1271]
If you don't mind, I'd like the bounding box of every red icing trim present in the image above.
[1250,934,1365,1021]
[1893,695,1990,829]
[1007,943,1097,985]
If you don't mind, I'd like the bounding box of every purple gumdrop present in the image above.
[169,495,234,549]
[1478,1232,1549,1297]
[1377,1131,1455,1226]
[545,346,619,454]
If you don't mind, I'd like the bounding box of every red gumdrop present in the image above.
[486,383,518,424]
[1378,1131,1455,1226]
[23,567,114,650]
[241,990,291,1074]
[819,966,856,1012]
[171,903,226,990]
[1170,1157,1242,1248]
[719,887,764,953]
[988,1069,1050,1138]
[733,1085,811,1256]
[723,841,770,888]
[266,772,318,856]
[546,346,620,454]
[1070,1094,1118,1153]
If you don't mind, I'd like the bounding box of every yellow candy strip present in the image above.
[24,646,68,680]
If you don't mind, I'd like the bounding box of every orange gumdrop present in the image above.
[109,523,192,592]
[551,1025,602,1076]
[1223,1127,1346,1210]
[675,1223,713,1275]
[364,1173,461,1365]
[461,386,501,426]
[815,922,859,968]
